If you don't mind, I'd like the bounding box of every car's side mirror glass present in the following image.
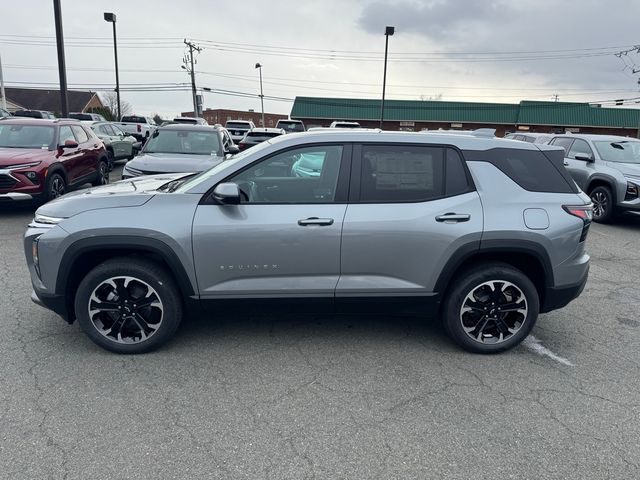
[212,182,241,205]
[574,154,593,162]
[60,139,79,149]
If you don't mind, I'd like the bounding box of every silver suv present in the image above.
[24,130,592,354]
[547,134,640,223]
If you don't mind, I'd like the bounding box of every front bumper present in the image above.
[31,289,72,323]
[0,192,34,201]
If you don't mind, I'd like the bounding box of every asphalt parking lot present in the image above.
[1,166,639,479]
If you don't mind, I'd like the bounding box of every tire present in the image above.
[589,185,614,223]
[45,171,66,201]
[74,257,183,354]
[91,159,110,187]
[442,262,539,354]
[106,149,115,171]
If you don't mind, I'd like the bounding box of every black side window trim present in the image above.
[348,142,476,204]
[201,142,353,205]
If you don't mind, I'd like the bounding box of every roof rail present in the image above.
[472,128,496,138]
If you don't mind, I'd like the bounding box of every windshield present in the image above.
[278,121,304,132]
[143,129,221,155]
[175,139,273,192]
[0,124,55,149]
[594,140,640,164]
[172,118,197,124]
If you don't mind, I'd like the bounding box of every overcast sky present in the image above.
[2,0,640,118]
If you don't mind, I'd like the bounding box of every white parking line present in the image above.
[523,335,575,366]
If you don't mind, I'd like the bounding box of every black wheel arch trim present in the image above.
[434,238,555,294]
[585,174,618,201]
[55,235,196,298]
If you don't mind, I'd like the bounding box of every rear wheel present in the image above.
[442,263,539,354]
[74,257,183,354]
[589,185,614,223]
[92,159,109,186]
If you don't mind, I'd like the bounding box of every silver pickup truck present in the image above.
[118,115,157,143]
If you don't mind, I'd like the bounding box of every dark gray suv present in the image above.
[24,130,592,354]
[548,134,640,223]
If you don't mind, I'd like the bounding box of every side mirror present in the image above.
[226,145,240,155]
[574,154,593,162]
[212,182,241,205]
[60,139,79,149]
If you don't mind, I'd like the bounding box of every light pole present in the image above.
[255,63,265,128]
[53,0,69,117]
[103,12,121,121]
[380,25,395,129]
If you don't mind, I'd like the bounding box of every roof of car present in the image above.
[265,129,563,152]
[156,124,221,131]
[0,117,80,125]
[248,127,285,133]
[548,133,640,142]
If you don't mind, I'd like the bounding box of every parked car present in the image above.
[330,121,361,128]
[69,112,107,122]
[171,117,208,125]
[25,129,591,354]
[276,119,306,133]
[0,107,11,118]
[122,124,238,179]
[118,115,157,143]
[546,133,640,223]
[0,118,109,203]
[225,120,255,144]
[238,127,285,151]
[13,110,56,119]
[89,121,140,168]
[505,132,553,144]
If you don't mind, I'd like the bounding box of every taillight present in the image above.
[137,124,141,133]
[563,204,593,242]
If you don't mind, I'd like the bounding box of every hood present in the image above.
[127,152,224,173]
[36,173,186,218]
[606,162,640,179]
[0,148,51,167]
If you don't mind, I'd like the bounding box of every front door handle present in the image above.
[563,161,569,166]
[298,217,334,226]
[435,213,470,223]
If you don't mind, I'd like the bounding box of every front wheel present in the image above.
[589,185,614,223]
[74,257,183,354]
[442,263,539,354]
[45,172,66,202]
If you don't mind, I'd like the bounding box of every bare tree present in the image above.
[100,92,132,120]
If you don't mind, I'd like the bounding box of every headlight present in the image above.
[625,180,639,201]
[4,161,41,170]
[34,214,65,225]
[123,165,143,176]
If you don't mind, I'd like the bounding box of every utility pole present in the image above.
[380,26,395,129]
[53,0,69,117]
[183,39,201,117]
[553,94,559,102]
[104,13,121,120]
[255,63,265,128]
[0,52,6,110]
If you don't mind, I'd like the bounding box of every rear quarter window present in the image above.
[464,148,578,194]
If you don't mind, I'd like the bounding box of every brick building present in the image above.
[290,97,640,137]
[181,108,289,128]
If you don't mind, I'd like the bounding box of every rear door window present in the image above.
[358,145,444,202]
[550,137,574,156]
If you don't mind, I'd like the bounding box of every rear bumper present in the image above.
[541,264,589,313]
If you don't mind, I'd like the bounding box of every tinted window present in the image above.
[465,148,577,193]
[445,148,470,196]
[71,125,89,143]
[359,145,444,202]
[69,113,92,121]
[277,121,305,132]
[568,139,594,160]
[121,116,148,124]
[59,126,75,144]
[550,137,574,156]
[228,145,344,204]
[226,122,252,129]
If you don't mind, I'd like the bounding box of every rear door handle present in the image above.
[435,213,470,223]
[298,217,334,226]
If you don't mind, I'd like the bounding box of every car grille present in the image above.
[0,174,18,190]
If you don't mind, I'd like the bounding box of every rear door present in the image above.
[338,144,483,297]
[191,143,351,298]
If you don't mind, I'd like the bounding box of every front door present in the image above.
[338,144,483,297]
[564,138,596,190]
[57,125,84,184]
[192,144,350,298]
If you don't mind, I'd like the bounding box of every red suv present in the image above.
[0,118,109,203]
